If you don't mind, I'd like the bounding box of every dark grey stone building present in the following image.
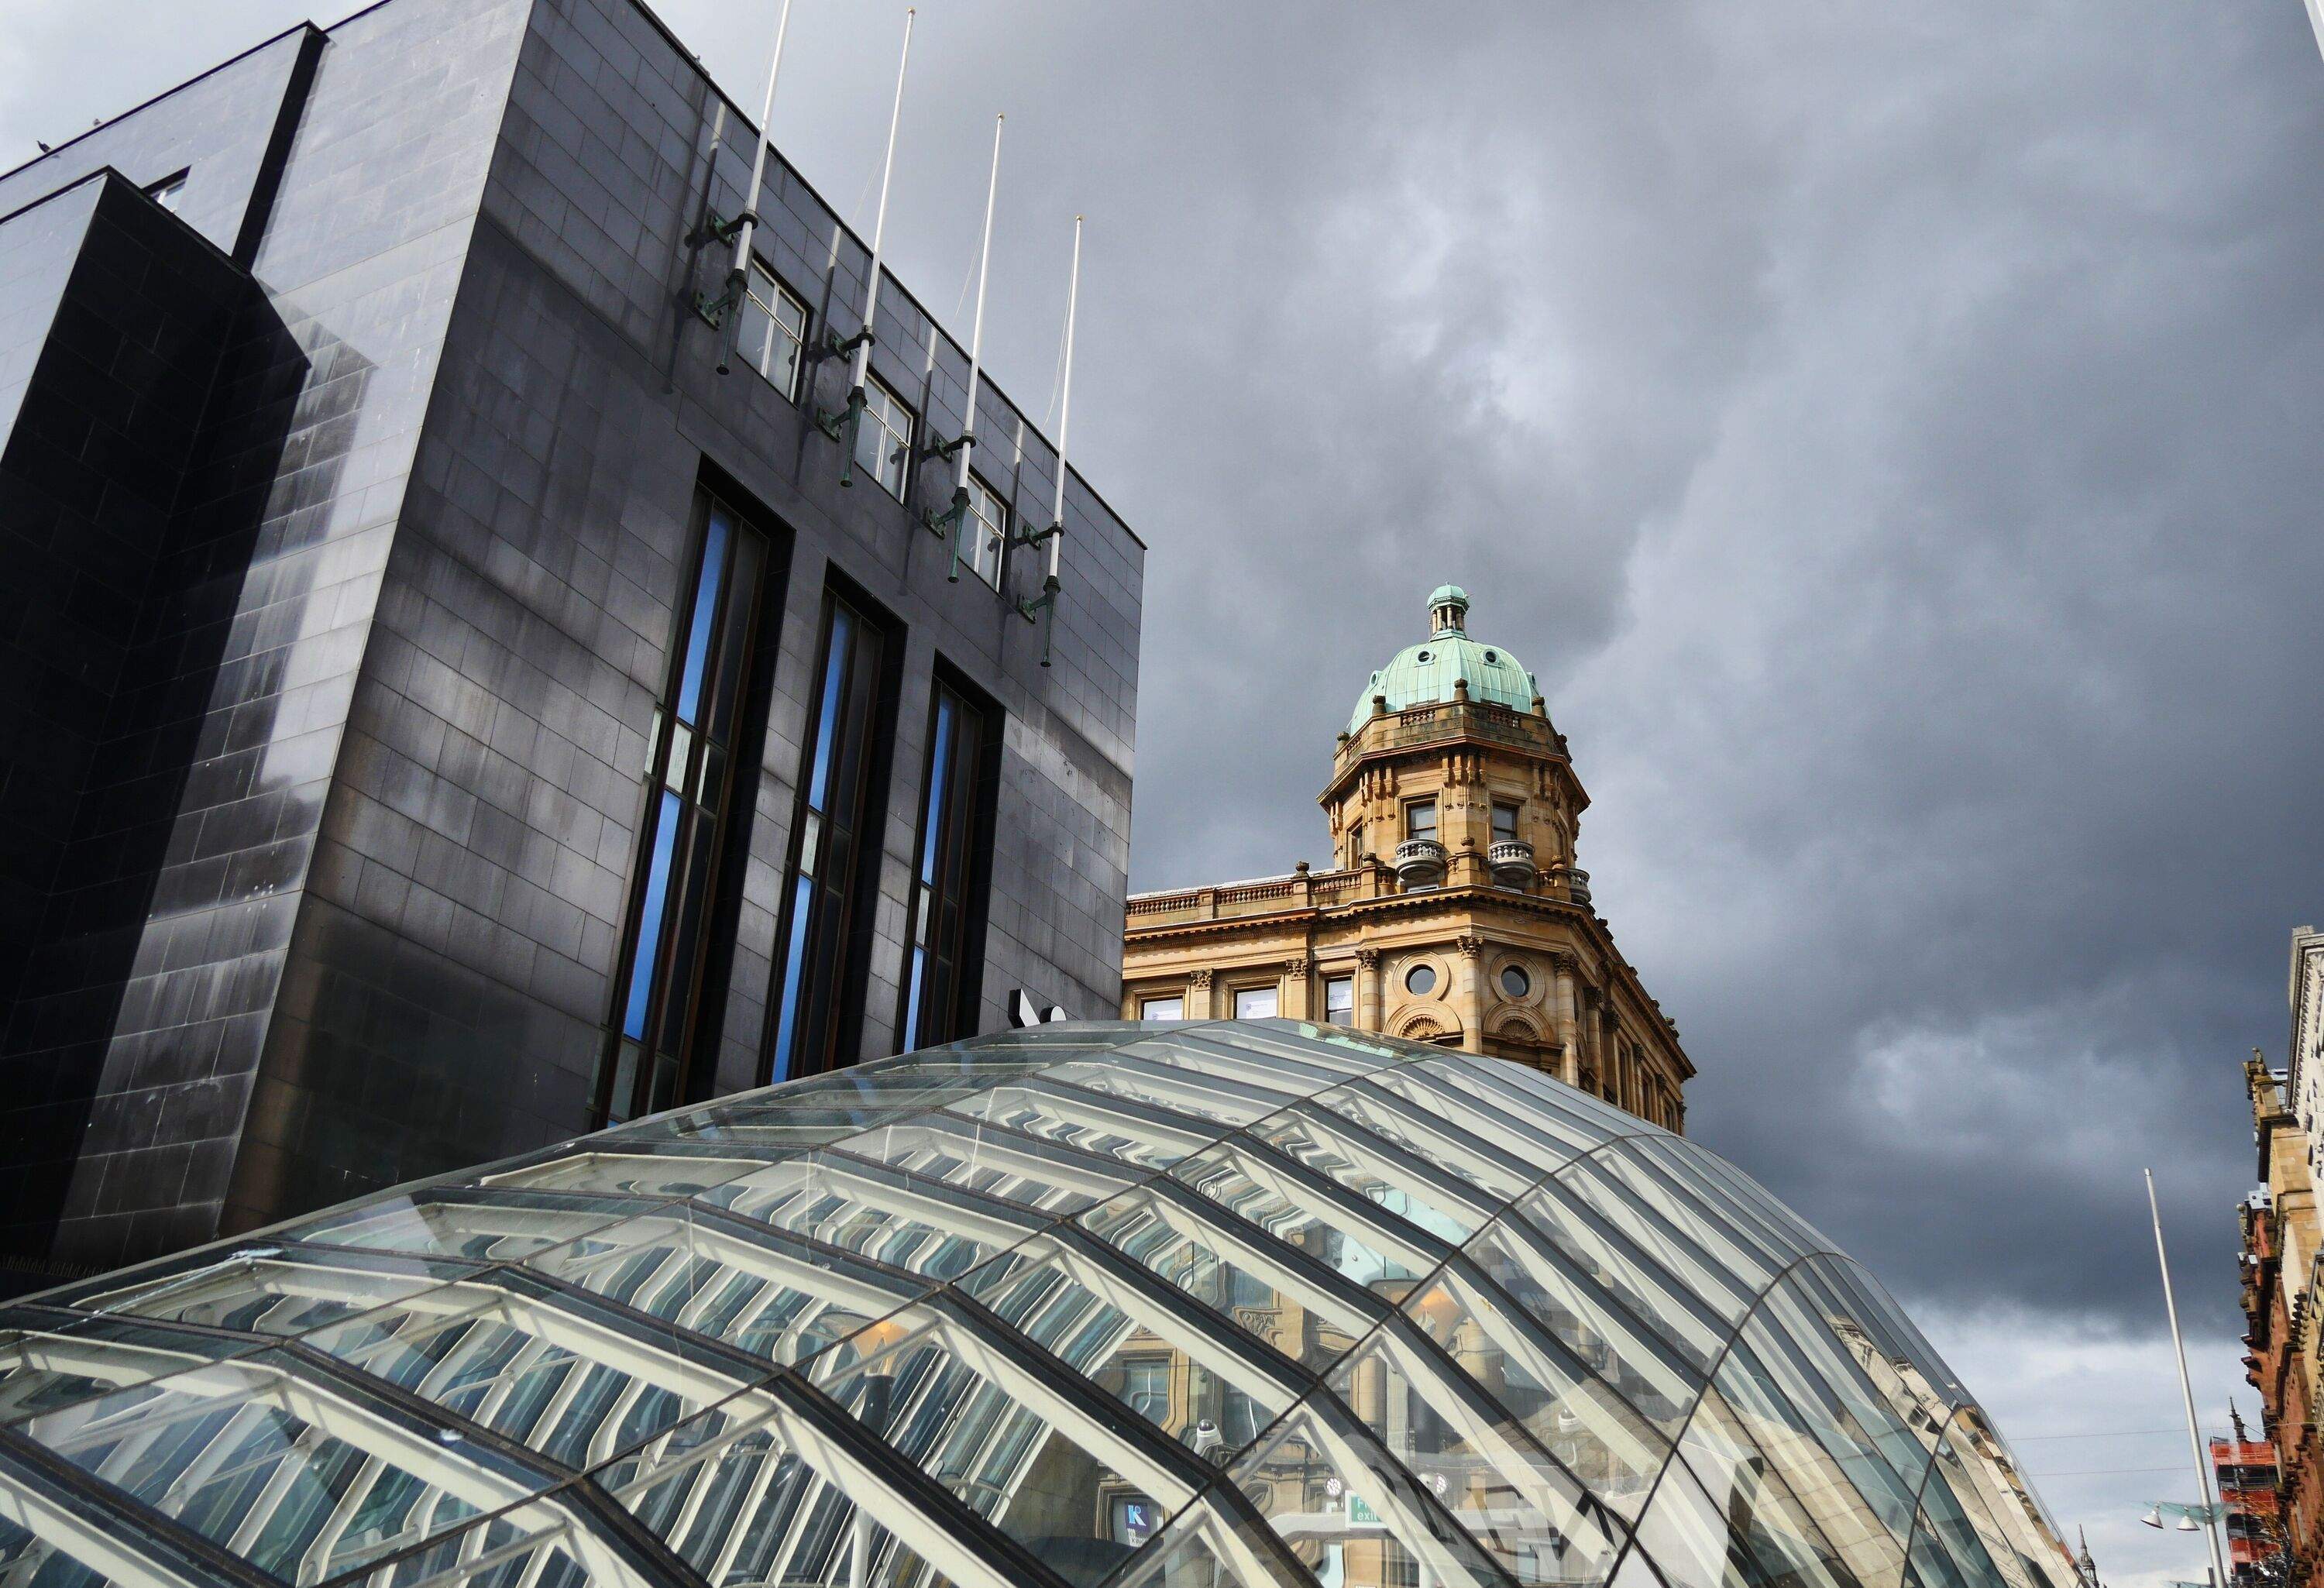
[0,0,1143,1283]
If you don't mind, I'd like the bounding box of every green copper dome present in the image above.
[1349,586,1540,732]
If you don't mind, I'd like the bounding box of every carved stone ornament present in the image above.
[1456,933,1485,960]
[1188,968,1214,988]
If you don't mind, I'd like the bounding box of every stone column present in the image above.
[1189,967,1216,1020]
[1356,947,1382,1032]
[1549,953,1581,1085]
[1283,955,1314,1021]
[1456,934,1485,1054]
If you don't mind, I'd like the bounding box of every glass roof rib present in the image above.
[0,1021,2075,1588]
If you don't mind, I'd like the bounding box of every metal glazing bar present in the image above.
[0,1431,266,1588]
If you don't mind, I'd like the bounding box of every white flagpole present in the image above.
[729,0,793,292]
[851,8,915,398]
[2147,1168,2233,1588]
[1047,214,1081,581]
[954,113,1004,499]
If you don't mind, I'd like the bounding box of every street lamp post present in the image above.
[2148,1167,2236,1588]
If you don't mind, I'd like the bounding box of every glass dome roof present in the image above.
[0,1020,2073,1588]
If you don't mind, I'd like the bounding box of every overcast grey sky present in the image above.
[8,2,2321,1579]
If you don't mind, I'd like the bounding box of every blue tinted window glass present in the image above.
[919,695,954,889]
[806,607,852,811]
[770,875,816,1078]
[621,792,684,1039]
[900,947,927,1053]
[676,514,730,724]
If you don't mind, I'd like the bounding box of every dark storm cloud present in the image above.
[9,3,2321,1565]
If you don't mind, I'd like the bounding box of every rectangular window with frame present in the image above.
[597,490,768,1124]
[855,375,914,500]
[1233,985,1278,1020]
[1405,799,1438,842]
[145,170,188,212]
[1492,799,1520,843]
[1346,819,1364,868]
[1323,976,1353,1025]
[963,474,1009,589]
[1140,995,1184,1022]
[898,670,999,1052]
[1120,1359,1171,1424]
[737,260,810,400]
[767,589,894,1080]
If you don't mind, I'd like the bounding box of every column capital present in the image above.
[1456,933,1486,960]
[1188,968,1213,988]
[1353,947,1380,968]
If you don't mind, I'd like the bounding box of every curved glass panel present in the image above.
[0,1022,2074,1588]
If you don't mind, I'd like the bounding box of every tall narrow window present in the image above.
[599,493,767,1123]
[1492,800,1520,843]
[1323,976,1353,1025]
[963,476,1008,589]
[899,673,998,1051]
[856,376,914,500]
[737,260,810,400]
[1405,799,1438,842]
[768,592,892,1079]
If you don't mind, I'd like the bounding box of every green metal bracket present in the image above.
[686,208,756,251]
[816,385,868,486]
[1016,574,1061,668]
[807,325,871,368]
[924,486,970,582]
[1009,520,1061,552]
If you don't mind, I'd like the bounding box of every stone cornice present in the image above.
[1124,883,1690,1072]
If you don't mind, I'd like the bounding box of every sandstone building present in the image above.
[1122,586,1691,1129]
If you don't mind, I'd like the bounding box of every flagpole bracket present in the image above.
[816,385,868,485]
[1009,520,1061,552]
[1016,574,1061,667]
[926,431,973,462]
[924,487,971,581]
[690,272,743,332]
[807,326,871,368]
[686,208,758,252]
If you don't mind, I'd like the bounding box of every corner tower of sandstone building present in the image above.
[1122,586,1693,1129]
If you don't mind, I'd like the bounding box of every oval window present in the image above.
[1415,649,1432,662]
[1483,650,1498,663]
[1405,963,1437,997]
[1500,965,1531,999]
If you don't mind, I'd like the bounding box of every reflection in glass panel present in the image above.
[1321,1325,1631,1586]
[1403,1262,1673,1522]
[1077,1182,1369,1382]
[1169,1142,1430,1299]
[768,590,892,1081]
[900,675,998,1054]
[16,1352,555,1584]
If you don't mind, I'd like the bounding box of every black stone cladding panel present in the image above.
[0,175,265,1263]
[0,0,1142,1281]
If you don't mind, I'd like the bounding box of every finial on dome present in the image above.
[1428,584,1470,635]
